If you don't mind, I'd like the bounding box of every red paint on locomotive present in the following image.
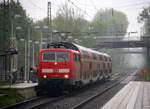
[38,49,77,78]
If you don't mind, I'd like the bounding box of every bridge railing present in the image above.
[94,36,150,48]
[96,36,143,42]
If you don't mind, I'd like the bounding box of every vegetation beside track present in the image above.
[0,81,11,86]
[145,72,150,81]
[141,72,150,81]
[133,69,150,81]
[0,88,25,107]
[112,66,124,73]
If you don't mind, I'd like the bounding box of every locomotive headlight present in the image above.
[43,75,47,78]
[64,74,69,79]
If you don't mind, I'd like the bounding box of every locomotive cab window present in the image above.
[43,51,69,62]
[43,52,55,61]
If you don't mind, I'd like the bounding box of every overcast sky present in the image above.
[19,0,150,36]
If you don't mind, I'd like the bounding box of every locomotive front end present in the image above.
[37,49,76,91]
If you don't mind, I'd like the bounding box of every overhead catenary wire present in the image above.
[30,0,44,11]
[67,1,150,9]
[89,0,98,11]
[67,0,93,19]
[113,1,150,9]
[17,0,150,23]
[20,0,45,13]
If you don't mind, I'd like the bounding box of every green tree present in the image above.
[138,5,150,35]
[0,1,39,81]
[0,1,29,53]
[35,3,90,43]
[53,3,90,40]
[92,9,129,36]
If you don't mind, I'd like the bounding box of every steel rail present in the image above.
[1,96,44,109]
[2,95,65,109]
[71,77,126,109]
[29,96,66,109]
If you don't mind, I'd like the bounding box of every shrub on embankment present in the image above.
[0,82,25,107]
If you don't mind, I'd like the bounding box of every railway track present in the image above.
[71,77,126,109]
[30,96,66,109]
[2,96,65,109]
[29,72,130,109]
[71,71,137,109]
[1,71,133,109]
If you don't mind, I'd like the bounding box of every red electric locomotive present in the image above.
[37,42,112,93]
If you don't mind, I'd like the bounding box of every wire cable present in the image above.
[67,0,93,19]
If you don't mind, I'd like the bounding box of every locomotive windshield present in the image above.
[42,51,69,62]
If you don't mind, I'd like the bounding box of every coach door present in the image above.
[74,53,81,80]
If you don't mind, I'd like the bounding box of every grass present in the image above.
[0,81,11,86]
[135,70,150,81]
[112,66,124,73]
[142,72,150,81]
[0,88,25,107]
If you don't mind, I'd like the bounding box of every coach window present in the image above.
[83,51,89,59]
[104,56,106,61]
[103,63,105,69]
[102,56,104,61]
[89,62,92,69]
[104,57,107,61]
[78,54,81,61]
[108,63,109,68]
[93,54,97,60]
[98,55,100,61]
[99,56,102,61]
[74,54,80,62]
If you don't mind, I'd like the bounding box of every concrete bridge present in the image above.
[95,36,150,48]
[95,36,150,71]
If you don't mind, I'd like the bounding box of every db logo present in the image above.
[53,69,58,72]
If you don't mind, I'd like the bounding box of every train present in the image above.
[37,42,112,93]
